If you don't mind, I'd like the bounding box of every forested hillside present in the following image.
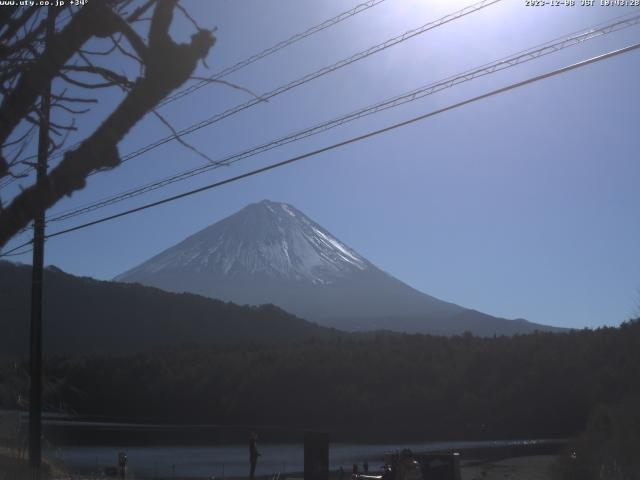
[0,261,338,356]
[1,320,638,441]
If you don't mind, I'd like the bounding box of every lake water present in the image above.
[45,439,559,479]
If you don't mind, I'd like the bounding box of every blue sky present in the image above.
[2,0,639,329]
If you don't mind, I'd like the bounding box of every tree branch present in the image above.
[0,1,118,174]
[0,0,215,248]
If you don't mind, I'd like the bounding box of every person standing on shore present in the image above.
[118,452,127,478]
[249,432,261,479]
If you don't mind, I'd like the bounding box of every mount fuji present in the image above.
[115,200,560,336]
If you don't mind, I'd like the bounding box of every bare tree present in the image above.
[0,0,215,248]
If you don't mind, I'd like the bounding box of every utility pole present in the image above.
[29,7,55,479]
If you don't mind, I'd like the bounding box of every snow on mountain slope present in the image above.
[116,200,368,284]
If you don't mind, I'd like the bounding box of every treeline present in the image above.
[1,320,639,441]
[554,395,640,480]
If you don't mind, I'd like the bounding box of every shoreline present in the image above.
[1,452,560,480]
[118,454,560,480]
[42,441,565,480]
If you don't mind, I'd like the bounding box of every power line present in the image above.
[1,40,633,254]
[45,11,640,224]
[112,0,501,167]
[0,0,389,190]
[0,0,501,192]
[0,239,33,257]
[158,0,390,107]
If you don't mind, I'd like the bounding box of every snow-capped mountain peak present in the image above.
[114,200,559,336]
[116,200,368,285]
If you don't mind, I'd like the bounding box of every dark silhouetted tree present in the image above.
[0,0,215,247]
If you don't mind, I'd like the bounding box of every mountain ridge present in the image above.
[0,260,339,357]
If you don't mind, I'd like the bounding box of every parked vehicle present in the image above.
[355,449,460,480]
